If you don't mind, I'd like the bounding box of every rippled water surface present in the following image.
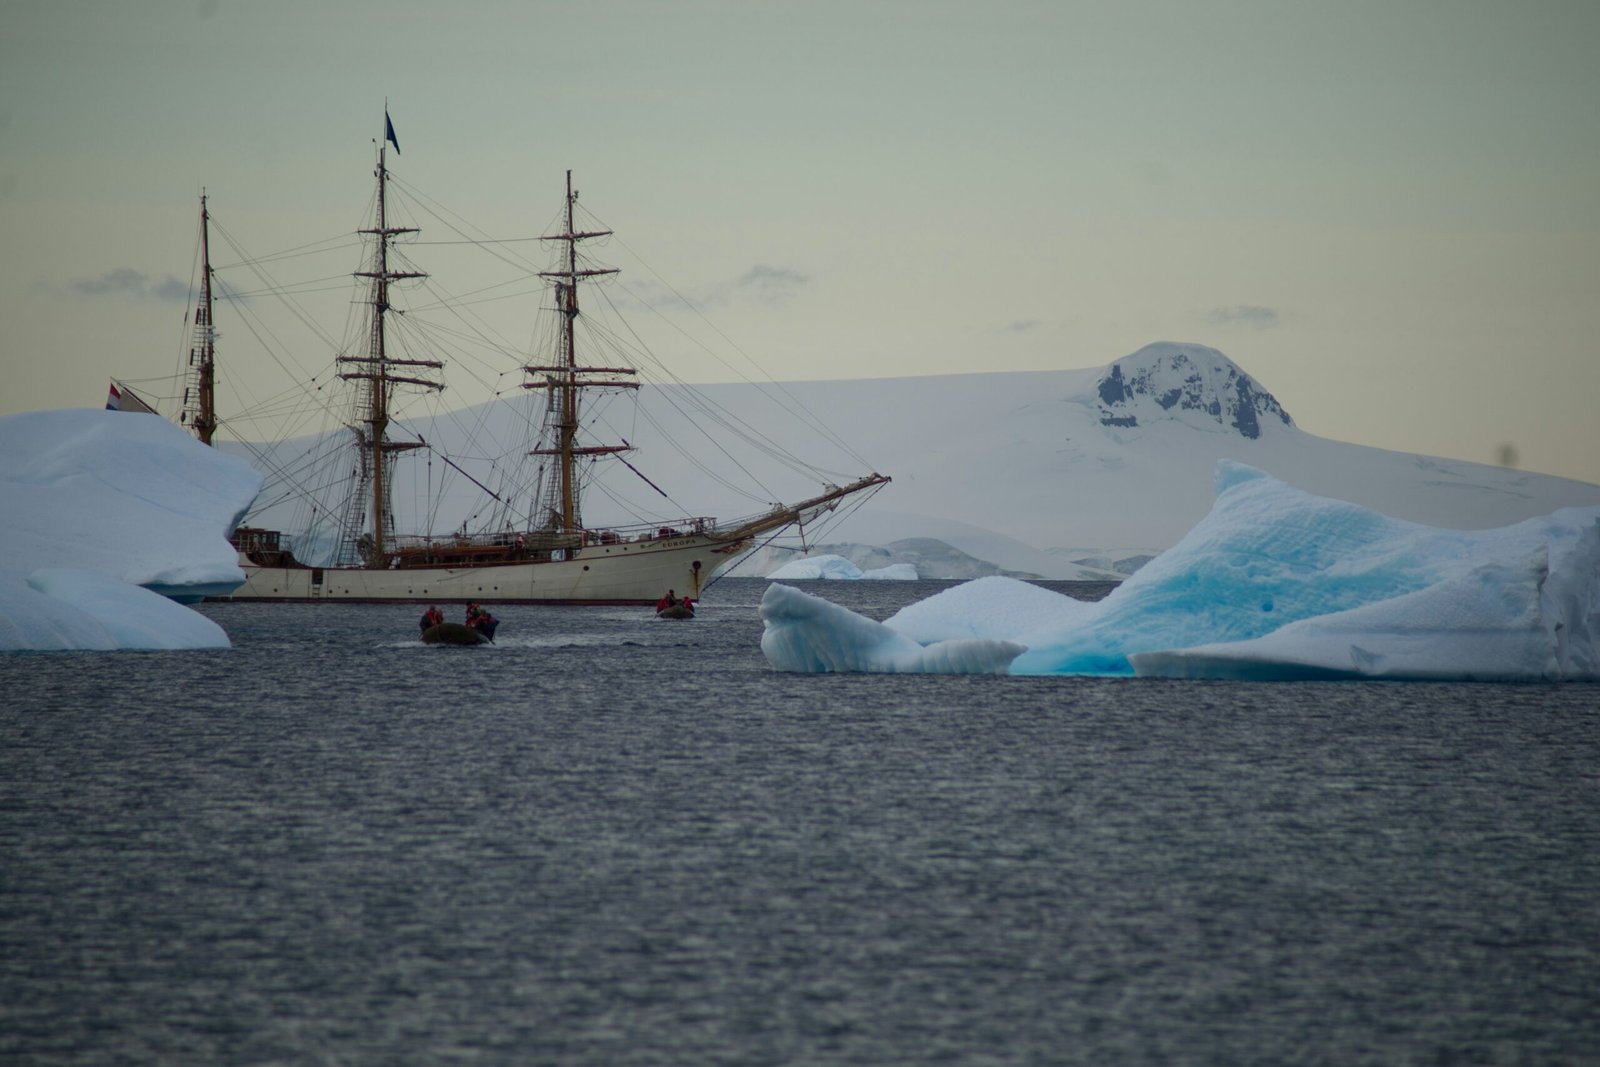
[3,579,1597,1065]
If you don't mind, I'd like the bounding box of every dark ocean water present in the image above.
[2,578,1597,1066]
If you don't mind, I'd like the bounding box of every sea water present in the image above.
[2,578,1596,1065]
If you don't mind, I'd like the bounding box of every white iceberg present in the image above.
[765,554,918,580]
[760,582,1023,674]
[884,574,1097,645]
[760,463,1600,681]
[0,410,263,652]
[0,569,234,652]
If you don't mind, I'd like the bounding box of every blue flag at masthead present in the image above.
[385,111,400,155]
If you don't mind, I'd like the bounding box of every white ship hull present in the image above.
[225,531,745,604]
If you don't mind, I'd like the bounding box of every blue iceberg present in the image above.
[760,463,1600,681]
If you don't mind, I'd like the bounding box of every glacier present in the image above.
[0,410,263,651]
[760,463,1600,682]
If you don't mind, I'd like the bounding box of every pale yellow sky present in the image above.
[2,0,1597,483]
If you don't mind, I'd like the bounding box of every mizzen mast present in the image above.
[336,117,442,566]
[184,192,217,445]
[523,170,637,534]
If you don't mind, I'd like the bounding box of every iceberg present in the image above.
[0,570,234,652]
[760,582,1023,673]
[765,554,918,580]
[760,463,1600,682]
[884,573,1097,644]
[0,410,263,652]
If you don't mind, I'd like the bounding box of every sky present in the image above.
[2,0,1597,484]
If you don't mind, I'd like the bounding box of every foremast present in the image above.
[336,122,442,566]
[523,170,637,534]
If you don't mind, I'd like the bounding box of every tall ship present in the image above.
[142,117,888,604]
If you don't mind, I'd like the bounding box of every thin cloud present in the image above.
[153,275,192,302]
[1003,320,1039,334]
[51,268,191,303]
[737,264,810,306]
[613,264,811,311]
[1209,305,1279,328]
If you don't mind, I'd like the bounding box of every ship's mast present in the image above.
[336,127,441,566]
[524,170,635,533]
[186,192,217,445]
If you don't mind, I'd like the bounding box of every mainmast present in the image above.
[185,192,217,445]
[524,170,636,533]
[336,122,442,566]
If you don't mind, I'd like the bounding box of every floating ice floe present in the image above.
[0,410,263,652]
[765,554,918,580]
[760,463,1600,681]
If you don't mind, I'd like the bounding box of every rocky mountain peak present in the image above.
[1093,342,1293,439]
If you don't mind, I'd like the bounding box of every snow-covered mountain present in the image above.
[1092,343,1293,438]
[236,341,1600,580]
[656,341,1599,577]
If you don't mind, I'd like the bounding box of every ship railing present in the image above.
[574,517,716,545]
[391,531,580,553]
[386,517,718,556]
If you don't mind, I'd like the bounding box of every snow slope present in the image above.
[746,342,1600,558]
